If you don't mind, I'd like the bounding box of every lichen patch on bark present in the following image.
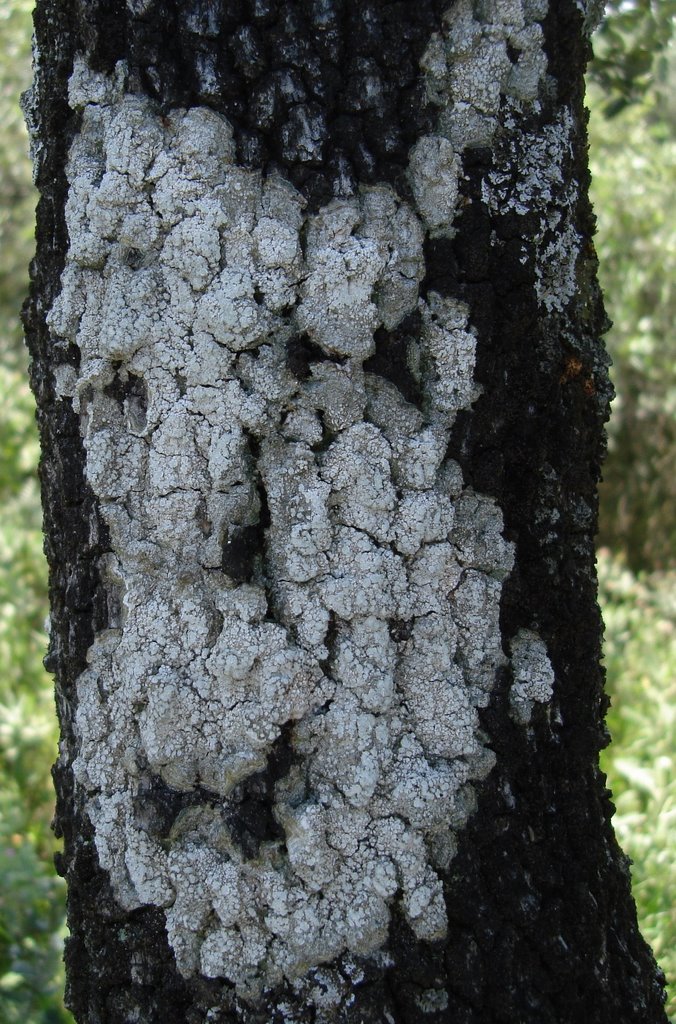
[509,628,555,724]
[47,0,560,1005]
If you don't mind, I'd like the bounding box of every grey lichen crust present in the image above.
[50,0,559,1003]
[509,629,556,725]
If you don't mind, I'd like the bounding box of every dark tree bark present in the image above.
[23,1,667,1022]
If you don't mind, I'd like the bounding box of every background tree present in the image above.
[1,2,671,1024]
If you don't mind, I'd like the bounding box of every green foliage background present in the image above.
[0,1,72,1020]
[589,8,676,1016]
[0,2,673,1021]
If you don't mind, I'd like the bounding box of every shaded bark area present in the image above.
[75,0,449,208]
[439,10,663,1019]
[23,1,667,1022]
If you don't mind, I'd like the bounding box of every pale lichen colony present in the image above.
[49,0,562,1000]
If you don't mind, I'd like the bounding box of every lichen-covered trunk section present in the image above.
[24,1,667,1022]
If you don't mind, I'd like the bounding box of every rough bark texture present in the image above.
[23,1,667,1022]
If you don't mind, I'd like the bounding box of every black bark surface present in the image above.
[24,1,668,1021]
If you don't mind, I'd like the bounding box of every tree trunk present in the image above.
[23,1,667,1021]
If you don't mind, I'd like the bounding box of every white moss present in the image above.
[51,2,555,1002]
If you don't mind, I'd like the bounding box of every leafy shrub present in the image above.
[0,0,36,369]
[589,43,676,571]
[0,368,72,1024]
[590,0,676,117]
[598,550,676,1020]
[590,13,675,1016]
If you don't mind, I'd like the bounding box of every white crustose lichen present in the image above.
[509,629,556,724]
[49,0,561,1003]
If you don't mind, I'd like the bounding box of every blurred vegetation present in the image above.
[590,0,676,117]
[0,1,73,1020]
[590,22,676,572]
[0,1,672,1022]
[0,0,36,373]
[597,551,676,1017]
[589,3,675,1018]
